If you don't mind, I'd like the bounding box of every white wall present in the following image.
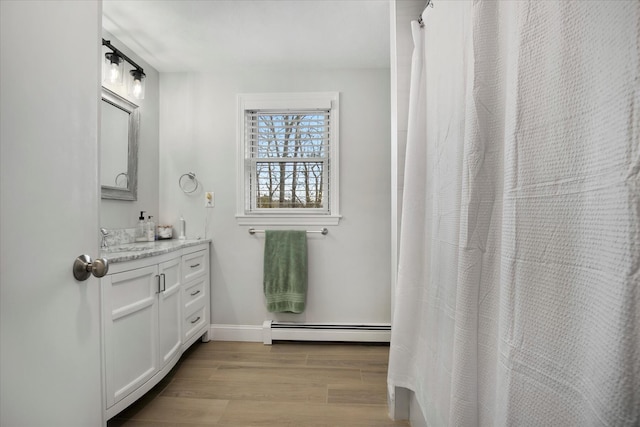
[100,30,159,229]
[160,68,391,328]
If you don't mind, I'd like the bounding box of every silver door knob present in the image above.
[73,254,109,281]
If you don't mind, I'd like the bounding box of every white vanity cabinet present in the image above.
[101,242,210,420]
[157,257,182,368]
[181,247,209,350]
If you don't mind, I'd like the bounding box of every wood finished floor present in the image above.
[107,341,409,427]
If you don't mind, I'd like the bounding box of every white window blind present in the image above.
[247,111,331,212]
[237,92,340,225]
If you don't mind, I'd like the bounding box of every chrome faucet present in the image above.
[100,228,109,249]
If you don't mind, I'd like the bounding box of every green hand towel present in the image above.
[263,230,307,313]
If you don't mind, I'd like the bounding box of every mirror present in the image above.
[101,87,139,200]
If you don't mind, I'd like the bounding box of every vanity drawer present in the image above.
[183,306,207,342]
[183,277,206,313]
[181,250,207,283]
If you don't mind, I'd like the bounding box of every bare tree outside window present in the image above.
[249,112,329,210]
[237,92,339,223]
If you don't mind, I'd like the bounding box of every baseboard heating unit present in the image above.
[262,321,391,344]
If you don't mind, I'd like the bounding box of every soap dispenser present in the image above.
[146,216,155,242]
[137,211,146,241]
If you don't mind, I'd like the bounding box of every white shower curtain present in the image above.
[388,1,639,426]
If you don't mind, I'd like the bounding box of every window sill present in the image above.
[236,214,341,226]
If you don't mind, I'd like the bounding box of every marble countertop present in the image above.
[101,239,211,263]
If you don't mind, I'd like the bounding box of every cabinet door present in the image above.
[103,265,159,408]
[158,258,182,368]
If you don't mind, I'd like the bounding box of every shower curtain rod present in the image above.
[248,228,328,235]
[417,0,433,27]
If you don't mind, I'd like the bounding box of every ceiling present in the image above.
[102,0,391,72]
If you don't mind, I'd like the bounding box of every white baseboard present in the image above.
[210,322,391,344]
[209,324,263,342]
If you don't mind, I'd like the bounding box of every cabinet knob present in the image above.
[73,254,109,281]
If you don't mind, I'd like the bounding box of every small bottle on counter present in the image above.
[146,215,155,241]
[136,211,146,241]
[179,216,186,240]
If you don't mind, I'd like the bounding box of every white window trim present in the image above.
[236,92,341,226]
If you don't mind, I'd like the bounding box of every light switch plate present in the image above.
[205,191,214,208]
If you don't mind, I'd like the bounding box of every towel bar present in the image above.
[248,228,328,235]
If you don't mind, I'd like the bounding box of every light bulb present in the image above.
[108,63,120,83]
[132,79,142,98]
[103,52,124,86]
[128,69,145,99]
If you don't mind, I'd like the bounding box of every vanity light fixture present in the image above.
[102,38,146,100]
[104,51,124,85]
[128,69,146,99]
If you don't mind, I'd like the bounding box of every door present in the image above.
[158,258,182,367]
[103,266,159,408]
[0,1,103,426]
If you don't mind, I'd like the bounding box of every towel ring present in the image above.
[179,172,199,194]
[115,172,128,188]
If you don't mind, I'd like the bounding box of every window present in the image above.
[237,93,340,225]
